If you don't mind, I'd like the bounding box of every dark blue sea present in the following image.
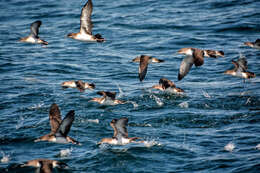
[0,0,260,172]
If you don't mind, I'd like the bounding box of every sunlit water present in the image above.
[0,0,259,172]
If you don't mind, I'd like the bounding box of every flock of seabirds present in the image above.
[9,0,259,172]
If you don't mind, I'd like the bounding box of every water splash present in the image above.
[116,84,124,98]
[256,144,260,150]
[34,116,49,127]
[202,90,211,98]
[85,119,99,124]
[143,139,161,148]
[15,115,24,129]
[224,142,235,152]
[1,152,10,163]
[29,102,44,110]
[179,101,189,108]
[151,95,164,106]
[126,101,139,108]
[245,97,251,105]
[59,148,72,157]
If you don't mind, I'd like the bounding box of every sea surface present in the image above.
[0,0,260,172]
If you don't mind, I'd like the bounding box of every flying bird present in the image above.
[152,78,184,94]
[177,48,224,80]
[67,0,105,42]
[98,117,141,145]
[224,57,255,79]
[61,80,95,92]
[244,39,260,49]
[90,91,125,105]
[34,103,80,145]
[21,159,68,173]
[20,20,48,45]
[132,55,164,81]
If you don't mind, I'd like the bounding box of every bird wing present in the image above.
[204,50,224,58]
[193,49,204,67]
[159,78,175,89]
[49,103,62,134]
[56,110,75,137]
[231,60,239,71]
[97,91,116,100]
[110,119,118,137]
[115,117,128,138]
[39,161,53,173]
[139,55,150,81]
[30,20,42,38]
[80,0,93,35]
[178,55,194,81]
[75,80,85,92]
[237,57,247,72]
[255,39,260,45]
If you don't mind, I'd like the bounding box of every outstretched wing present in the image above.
[255,39,260,45]
[56,110,75,137]
[193,49,204,67]
[49,103,62,134]
[115,117,128,138]
[75,80,85,92]
[30,20,42,38]
[159,78,175,89]
[178,55,194,81]
[80,0,93,35]
[97,91,116,100]
[110,119,118,137]
[237,57,247,72]
[139,55,150,81]
[205,50,224,58]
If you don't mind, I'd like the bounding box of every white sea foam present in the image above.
[151,95,163,106]
[143,139,161,147]
[224,142,235,152]
[202,90,211,98]
[179,101,189,108]
[29,102,44,109]
[86,119,99,124]
[256,144,260,150]
[1,152,10,163]
[59,148,72,157]
[127,101,139,108]
[15,115,24,129]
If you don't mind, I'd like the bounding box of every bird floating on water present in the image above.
[177,48,224,80]
[34,103,80,145]
[244,39,260,49]
[21,159,68,173]
[67,0,105,42]
[61,80,95,92]
[20,20,48,45]
[90,91,126,105]
[98,117,141,145]
[224,56,256,79]
[152,78,184,94]
[132,55,164,81]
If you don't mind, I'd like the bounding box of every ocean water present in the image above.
[0,0,260,172]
